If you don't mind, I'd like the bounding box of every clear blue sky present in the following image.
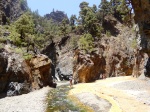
[27,0,101,18]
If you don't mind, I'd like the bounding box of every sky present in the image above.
[27,0,101,18]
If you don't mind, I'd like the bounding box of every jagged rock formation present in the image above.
[26,54,54,90]
[44,10,68,23]
[131,0,150,77]
[73,50,106,83]
[0,46,54,95]
[0,0,28,24]
[73,16,137,83]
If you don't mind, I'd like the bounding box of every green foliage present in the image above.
[0,25,2,37]
[78,2,102,37]
[15,13,34,39]
[8,26,22,46]
[98,0,112,22]
[59,18,70,37]
[14,47,24,54]
[14,47,33,60]
[106,30,111,37]
[70,36,78,49]
[70,15,77,31]
[23,53,33,60]
[0,37,7,43]
[0,43,4,49]
[131,38,137,49]
[79,33,94,53]
[44,19,59,38]
[111,0,132,25]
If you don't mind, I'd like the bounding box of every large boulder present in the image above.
[0,49,54,95]
[73,49,106,83]
[27,54,53,90]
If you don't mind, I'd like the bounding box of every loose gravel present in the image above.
[0,86,51,112]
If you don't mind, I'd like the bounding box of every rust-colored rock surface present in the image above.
[27,54,53,90]
[73,18,136,83]
[73,50,106,83]
[0,48,53,94]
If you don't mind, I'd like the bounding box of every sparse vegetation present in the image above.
[106,30,111,37]
[79,33,94,53]
[131,38,137,49]
[0,0,134,56]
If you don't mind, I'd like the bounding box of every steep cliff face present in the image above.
[26,54,54,90]
[73,16,138,83]
[73,50,106,83]
[0,0,28,24]
[0,47,54,94]
[131,0,150,77]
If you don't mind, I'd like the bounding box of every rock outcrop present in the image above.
[73,49,106,83]
[0,0,28,24]
[131,0,150,77]
[73,17,137,83]
[0,47,54,95]
[27,54,54,90]
[44,10,68,23]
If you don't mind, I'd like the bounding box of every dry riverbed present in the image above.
[69,76,150,112]
[0,76,150,112]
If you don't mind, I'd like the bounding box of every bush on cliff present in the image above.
[79,33,94,53]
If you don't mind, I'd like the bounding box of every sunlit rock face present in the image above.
[0,48,54,94]
[73,50,106,83]
[131,0,150,77]
[27,54,54,90]
[72,16,137,83]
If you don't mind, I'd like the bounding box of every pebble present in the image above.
[0,86,51,112]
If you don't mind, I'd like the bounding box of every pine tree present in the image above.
[70,15,77,31]
[59,18,69,37]
[78,2,102,37]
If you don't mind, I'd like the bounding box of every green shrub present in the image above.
[23,53,33,60]
[131,38,137,49]
[70,36,78,49]
[0,43,4,49]
[14,48,24,54]
[0,37,7,43]
[79,33,94,53]
[8,31,22,46]
[106,30,111,37]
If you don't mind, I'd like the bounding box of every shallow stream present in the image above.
[47,84,86,112]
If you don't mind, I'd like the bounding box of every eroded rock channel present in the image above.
[46,82,111,112]
[47,84,87,112]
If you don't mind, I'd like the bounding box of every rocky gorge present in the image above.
[0,0,150,112]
